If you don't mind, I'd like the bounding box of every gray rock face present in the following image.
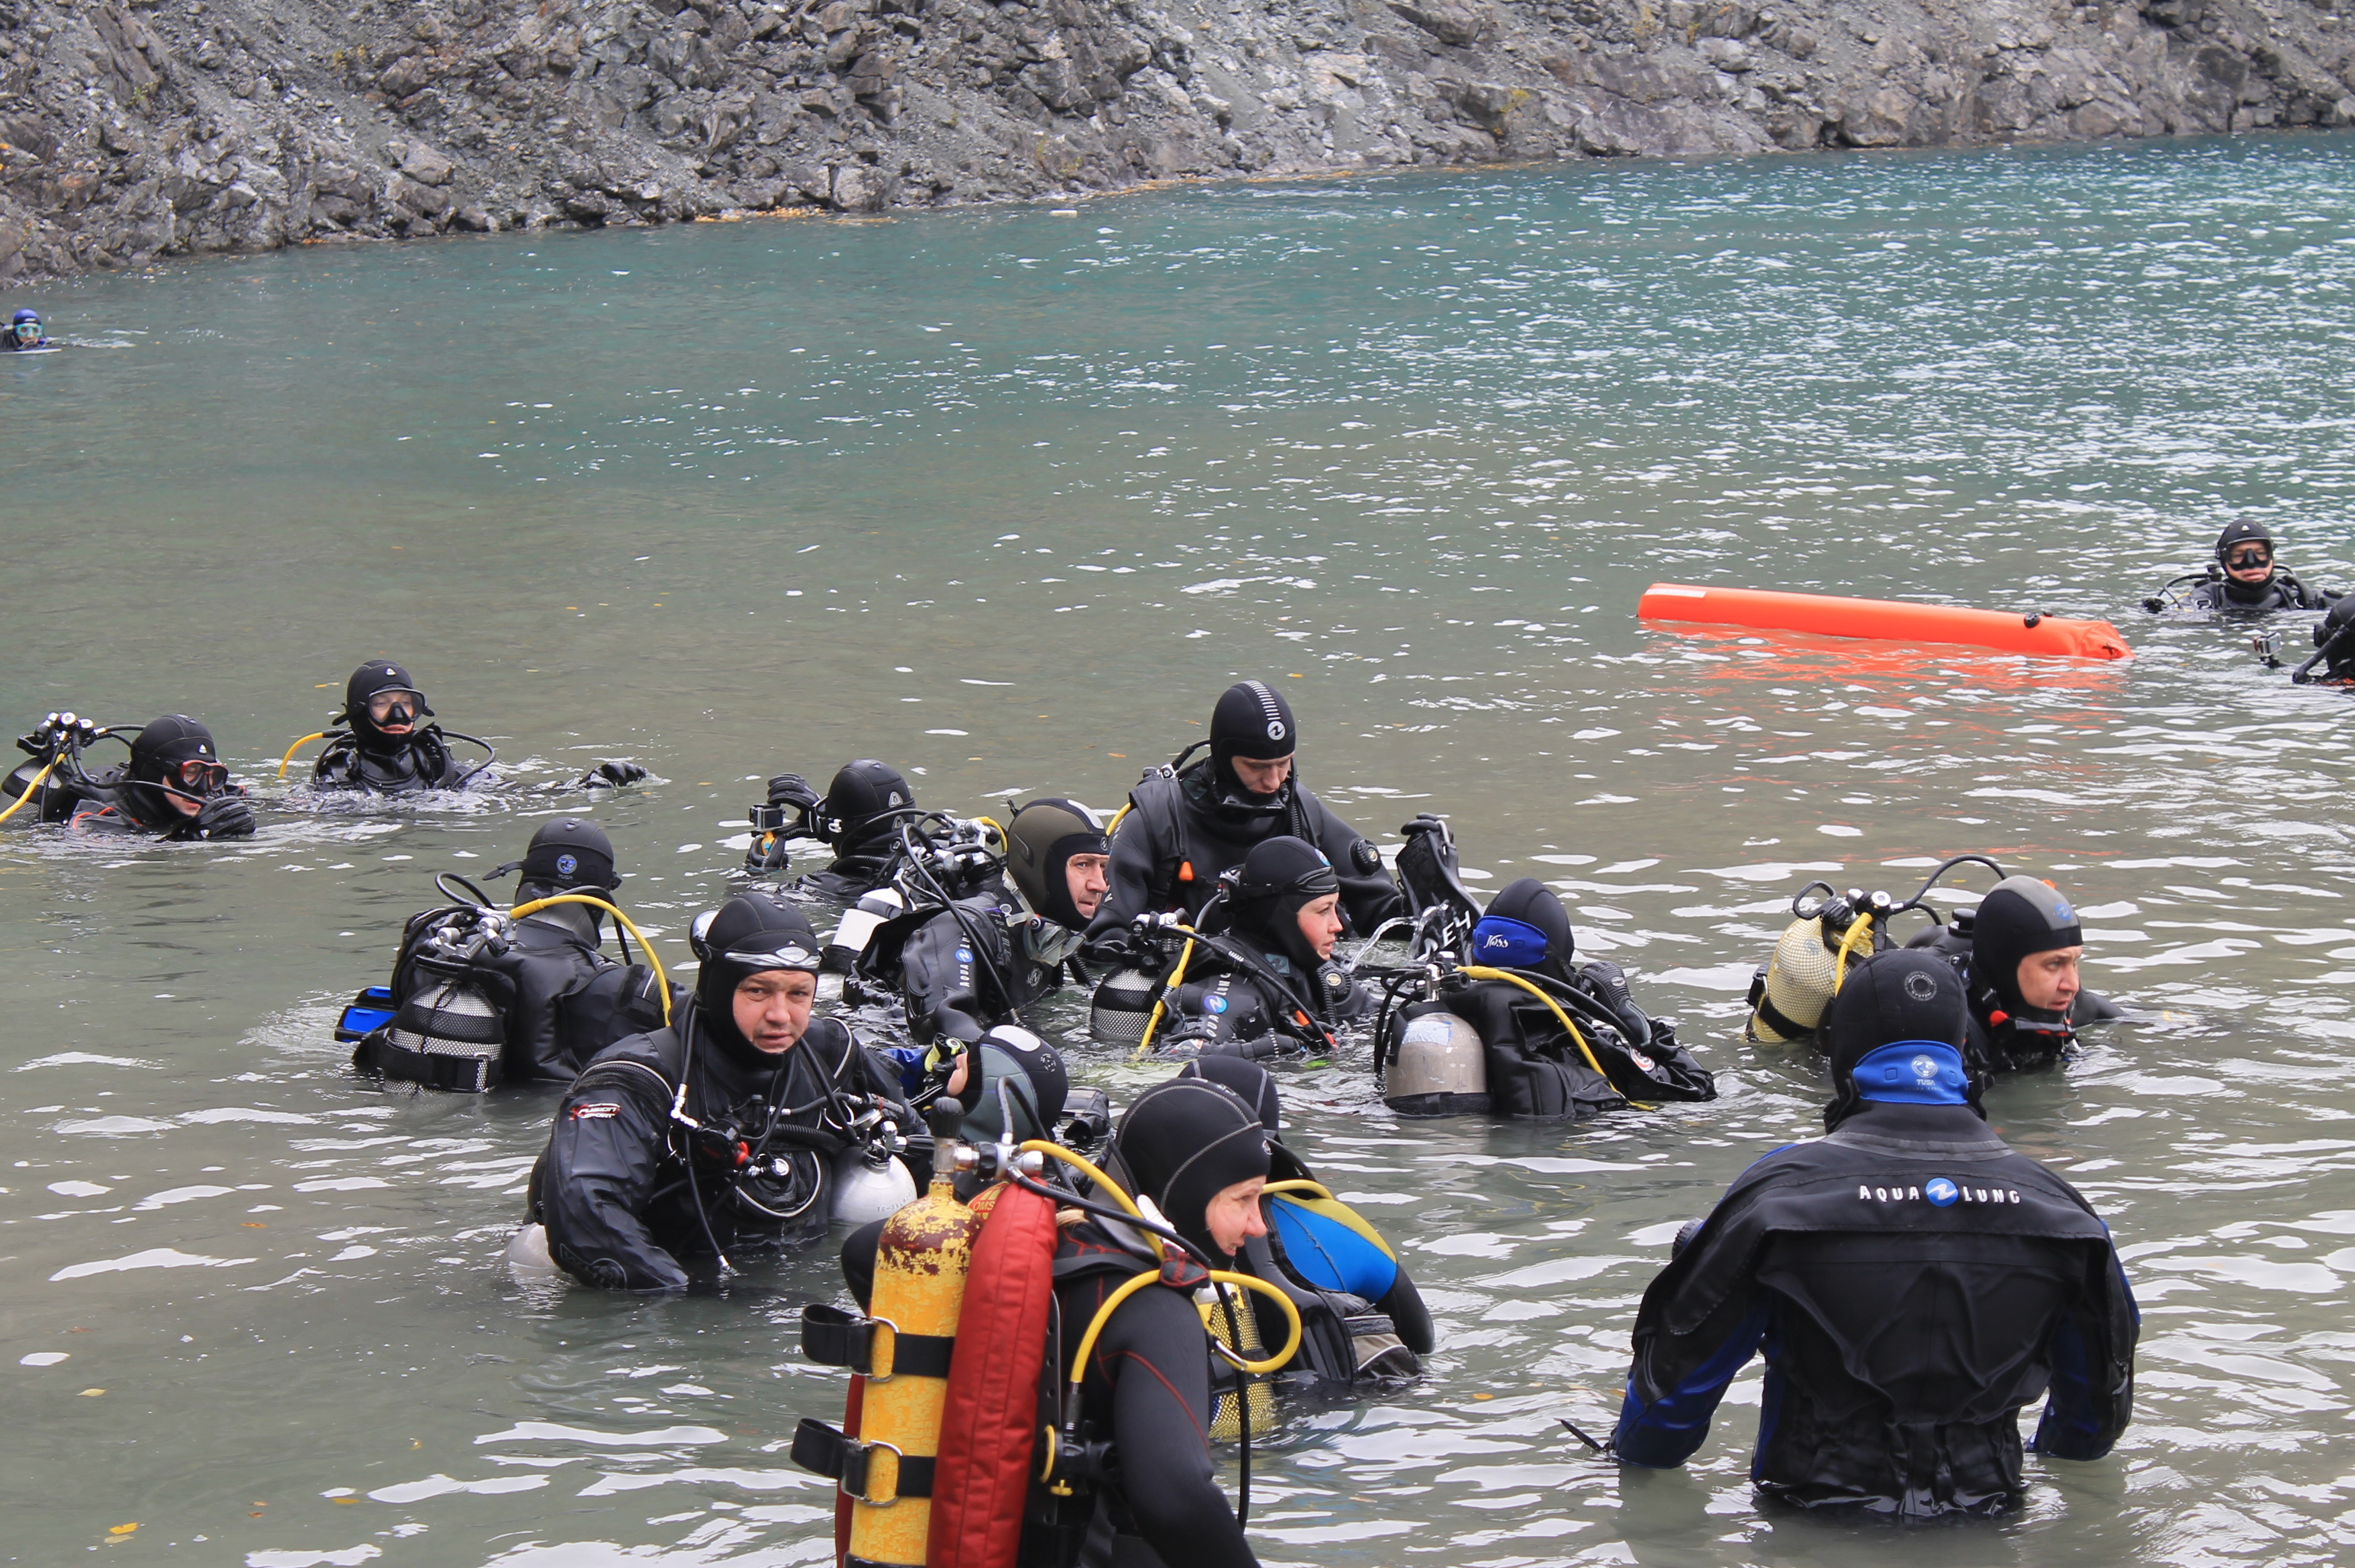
[1,0,2350,281]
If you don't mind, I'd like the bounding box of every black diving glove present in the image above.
[582,760,647,788]
[193,795,257,840]
[766,772,822,812]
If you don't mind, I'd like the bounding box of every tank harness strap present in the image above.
[799,1303,956,1380]
[789,1418,937,1505]
[1749,988,1812,1043]
[358,1028,503,1094]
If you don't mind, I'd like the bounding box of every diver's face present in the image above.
[1203,1174,1270,1256]
[733,970,817,1053]
[365,688,422,736]
[2225,544,2274,583]
[1230,753,1293,795]
[2016,946,2082,1014]
[1295,892,1344,960]
[1065,853,1110,919]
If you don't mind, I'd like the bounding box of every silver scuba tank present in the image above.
[829,1147,917,1225]
[823,888,904,974]
[1383,1010,1489,1116]
[502,1223,561,1280]
[370,974,507,1092]
[1090,965,1162,1049]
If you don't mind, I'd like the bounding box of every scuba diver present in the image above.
[342,819,680,1089]
[1083,682,1404,953]
[1906,874,2120,1074]
[2,711,255,840]
[742,758,922,899]
[532,892,910,1290]
[2270,590,2355,683]
[1139,835,1372,1059]
[307,660,646,795]
[1179,1056,1433,1391]
[5,308,51,349]
[2147,519,2337,613]
[1611,949,2138,1517]
[856,796,1110,1056]
[1377,878,1716,1117]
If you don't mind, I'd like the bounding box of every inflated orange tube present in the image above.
[1638,583,2131,661]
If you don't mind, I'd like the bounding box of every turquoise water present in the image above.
[5,133,2355,1566]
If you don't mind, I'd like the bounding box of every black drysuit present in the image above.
[535,1006,895,1290]
[1614,1100,2138,1516]
[864,892,1080,1045]
[1084,762,1400,946]
[312,728,472,794]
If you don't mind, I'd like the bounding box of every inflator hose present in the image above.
[0,756,60,825]
[1460,965,1611,1081]
[509,895,673,1027]
[1135,933,1198,1056]
[277,732,328,779]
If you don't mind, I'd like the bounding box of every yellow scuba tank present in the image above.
[1745,886,1887,1044]
[848,1121,981,1568]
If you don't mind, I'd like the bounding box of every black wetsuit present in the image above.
[863,890,1081,1045]
[312,727,472,794]
[1614,1100,2138,1516]
[2186,570,2330,612]
[1154,930,1367,1058]
[535,1005,892,1290]
[1085,761,1400,947]
[11,766,246,839]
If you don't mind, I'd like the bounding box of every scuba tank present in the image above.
[824,887,905,974]
[1381,1009,1489,1116]
[1745,856,2006,1045]
[355,908,514,1092]
[1089,964,1161,1049]
[830,1142,919,1226]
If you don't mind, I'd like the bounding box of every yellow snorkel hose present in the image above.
[0,757,60,825]
[1020,1140,1303,1379]
[509,895,673,1027]
[277,732,329,779]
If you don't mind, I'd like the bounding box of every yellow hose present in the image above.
[1260,1179,1335,1201]
[277,731,329,779]
[1461,965,1611,1080]
[1833,913,1876,991]
[1134,934,1197,1057]
[1019,1141,1143,1221]
[1069,1267,1304,1383]
[510,895,672,1027]
[0,757,60,825]
[1106,802,1133,837]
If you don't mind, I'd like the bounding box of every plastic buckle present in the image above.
[840,1438,904,1506]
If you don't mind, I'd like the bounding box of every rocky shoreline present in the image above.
[2,0,2351,281]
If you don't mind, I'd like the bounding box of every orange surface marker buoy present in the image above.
[1637,583,2132,661]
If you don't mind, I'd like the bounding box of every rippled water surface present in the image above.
[8,133,2355,1567]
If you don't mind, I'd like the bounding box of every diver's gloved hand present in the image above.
[766,772,821,811]
[581,760,647,788]
[194,795,257,840]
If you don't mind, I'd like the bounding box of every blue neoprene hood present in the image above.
[1850,1040,1970,1105]
[1470,915,1550,969]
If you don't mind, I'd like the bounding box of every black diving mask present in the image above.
[2227,547,2273,572]
[365,689,426,726]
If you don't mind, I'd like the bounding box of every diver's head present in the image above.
[1229,835,1342,970]
[1113,1075,1272,1260]
[950,1024,1069,1144]
[821,760,914,861]
[127,715,227,824]
[11,309,41,345]
[512,818,621,904]
[1209,680,1297,803]
[339,661,432,753]
[1968,874,2084,1028]
[2215,518,2277,590]
[1004,796,1111,930]
[690,893,821,1063]
[2315,595,2355,676]
[1821,949,1974,1130]
[1176,1055,1282,1133]
[1474,877,1578,985]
